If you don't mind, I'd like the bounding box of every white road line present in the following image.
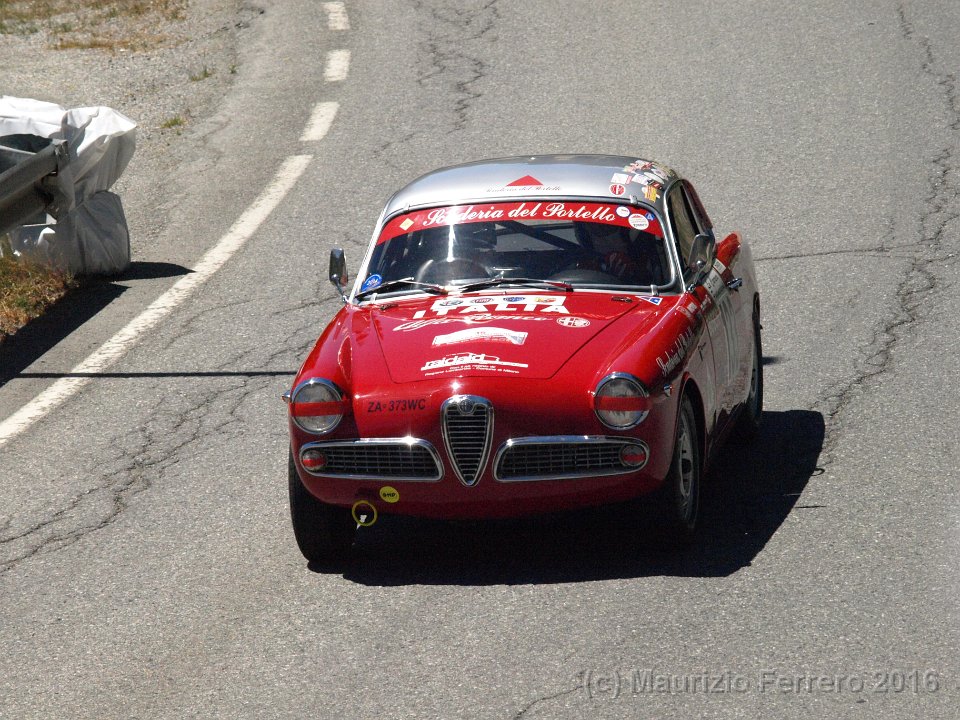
[322,1,350,30]
[324,49,351,82]
[300,102,339,142]
[0,154,313,449]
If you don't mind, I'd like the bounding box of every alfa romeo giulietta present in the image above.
[285,154,761,563]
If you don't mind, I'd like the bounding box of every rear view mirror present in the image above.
[329,247,348,302]
[687,233,715,288]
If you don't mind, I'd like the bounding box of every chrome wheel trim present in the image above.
[677,410,696,521]
[747,340,760,413]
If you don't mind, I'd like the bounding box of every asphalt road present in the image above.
[1,1,958,718]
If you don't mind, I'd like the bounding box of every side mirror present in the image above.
[329,247,348,302]
[687,232,715,288]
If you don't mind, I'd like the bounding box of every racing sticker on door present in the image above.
[704,269,739,386]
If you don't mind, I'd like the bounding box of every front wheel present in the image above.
[731,306,763,442]
[288,449,355,566]
[653,394,701,547]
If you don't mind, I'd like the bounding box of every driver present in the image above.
[413,222,498,284]
[576,221,655,283]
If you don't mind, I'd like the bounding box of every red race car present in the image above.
[285,155,761,563]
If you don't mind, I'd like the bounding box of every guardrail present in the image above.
[0,136,70,238]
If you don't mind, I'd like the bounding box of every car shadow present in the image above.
[329,409,825,585]
[0,262,190,389]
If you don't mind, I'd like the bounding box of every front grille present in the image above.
[300,439,441,480]
[495,437,645,481]
[442,396,493,486]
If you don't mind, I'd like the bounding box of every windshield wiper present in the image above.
[457,276,574,293]
[354,277,448,300]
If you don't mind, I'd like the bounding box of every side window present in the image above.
[667,185,698,273]
[682,180,712,233]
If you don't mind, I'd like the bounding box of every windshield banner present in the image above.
[379,201,663,243]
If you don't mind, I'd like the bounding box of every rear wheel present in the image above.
[653,394,701,547]
[288,449,355,565]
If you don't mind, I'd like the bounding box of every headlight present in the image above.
[594,373,649,429]
[290,379,344,434]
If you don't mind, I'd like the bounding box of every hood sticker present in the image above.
[422,352,529,376]
[432,327,528,346]
[413,295,568,318]
[638,295,663,306]
[394,315,555,331]
[556,316,590,328]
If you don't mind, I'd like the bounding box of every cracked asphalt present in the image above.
[1,1,958,718]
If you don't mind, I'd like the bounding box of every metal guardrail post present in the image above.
[0,138,70,237]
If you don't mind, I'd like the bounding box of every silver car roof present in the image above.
[381,154,679,218]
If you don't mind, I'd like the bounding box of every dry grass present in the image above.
[0,242,76,342]
[0,0,186,51]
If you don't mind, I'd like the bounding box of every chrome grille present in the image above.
[495,437,647,481]
[442,396,493,486]
[300,439,441,481]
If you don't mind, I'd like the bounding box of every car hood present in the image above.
[368,291,675,382]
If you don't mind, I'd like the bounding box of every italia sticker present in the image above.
[556,316,590,328]
[615,206,631,218]
[610,184,626,196]
[628,213,649,230]
[639,295,663,306]
[412,295,569,318]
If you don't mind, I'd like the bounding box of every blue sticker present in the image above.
[639,295,663,306]
[360,274,382,292]
[504,296,526,302]
[645,212,655,221]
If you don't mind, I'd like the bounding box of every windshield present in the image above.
[357,201,671,296]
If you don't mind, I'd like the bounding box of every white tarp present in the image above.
[0,96,136,275]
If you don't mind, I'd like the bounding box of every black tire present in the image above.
[731,305,763,442]
[288,449,355,565]
[653,394,701,548]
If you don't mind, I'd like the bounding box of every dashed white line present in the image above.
[0,154,313,449]
[324,49,351,82]
[300,102,339,142]
[323,1,350,30]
